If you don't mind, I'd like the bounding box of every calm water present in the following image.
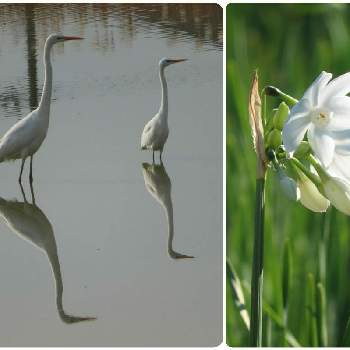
[0,4,222,346]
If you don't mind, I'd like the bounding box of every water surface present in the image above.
[0,4,222,346]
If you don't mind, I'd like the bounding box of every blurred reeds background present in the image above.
[227,3,350,346]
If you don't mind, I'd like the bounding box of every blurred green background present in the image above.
[227,3,350,347]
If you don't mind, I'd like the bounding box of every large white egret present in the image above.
[141,58,187,162]
[0,34,83,183]
[0,190,95,323]
[142,162,194,259]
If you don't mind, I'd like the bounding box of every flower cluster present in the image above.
[265,71,350,215]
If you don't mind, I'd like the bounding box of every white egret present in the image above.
[0,190,95,323]
[142,162,194,259]
[0,34,83,183]
[141,58,187,162]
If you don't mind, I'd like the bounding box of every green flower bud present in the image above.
[273,102,290,130]
[294,141,311,159]
[266,129,282,149]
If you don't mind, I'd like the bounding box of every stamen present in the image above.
[310,109,332,128]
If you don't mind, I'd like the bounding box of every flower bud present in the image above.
[266,129,282,150]
[273,102,290,130]
[294,141,311,160]
[296,170,330,212]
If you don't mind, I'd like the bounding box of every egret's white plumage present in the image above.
[141,58,187,162]
[0,33,83,183]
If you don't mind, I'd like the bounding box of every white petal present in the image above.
[304,71,332,105]
[289,97,312,115]
[333,143,350,155]
[297,171,330,212]
[328,130,350,155]
[325,95,350,114]
[329,117,350,131]
[320,72,350,104]
[323,176,350,215]
[307,125,335,167]
[282,113,310,152]
[324,96,350,130]
[327,151,350,180]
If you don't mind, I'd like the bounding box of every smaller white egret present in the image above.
[141,58,187,162]
[0,33,83,183]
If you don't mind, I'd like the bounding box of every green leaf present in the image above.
[306,273,318,347]
[316,282,328,346]
[227,260,250,330]
[341,315,350,346]
[282,239,292,312]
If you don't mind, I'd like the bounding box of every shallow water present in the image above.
[0,4,222,346]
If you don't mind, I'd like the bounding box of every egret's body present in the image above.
[0,34,82,183]
[141,58,186,162]
[142,162,193,259]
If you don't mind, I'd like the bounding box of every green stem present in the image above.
[290,158,322,187]
[307,154,329,183]
[250,178,265,346]
[264,86,298,106]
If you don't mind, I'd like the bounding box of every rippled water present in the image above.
[0,4,222,346]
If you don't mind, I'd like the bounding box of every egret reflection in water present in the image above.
[142,162,194,260]
[0,186,95,324]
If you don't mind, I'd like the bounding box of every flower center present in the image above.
[310,108,332,128]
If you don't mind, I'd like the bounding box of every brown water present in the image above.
[0,4,222,346]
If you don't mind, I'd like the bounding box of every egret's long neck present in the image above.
[159,66,168,118]
[164,196,175,255]
[44,235,65,320]
[38,40,53,115]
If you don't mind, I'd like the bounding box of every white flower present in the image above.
[282,71,350,167]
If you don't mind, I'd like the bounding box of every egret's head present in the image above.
[46,33,84,46]
[159,57,187,68]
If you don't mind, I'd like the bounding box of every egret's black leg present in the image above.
[19,181,28,203]
[29,156,34,184]
[160,150,163,164]
[152,151,155,164]
[19,158,26,183]
[29,178,36,205]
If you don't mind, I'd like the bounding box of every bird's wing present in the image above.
[0,112,38,160]
[141,117,157,149]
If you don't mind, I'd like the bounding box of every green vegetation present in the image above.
[227,4,350,346]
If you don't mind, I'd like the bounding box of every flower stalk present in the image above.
[250,177,265,346]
